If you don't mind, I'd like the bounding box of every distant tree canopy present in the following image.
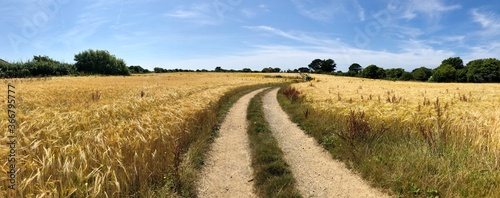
[362,64,385,79]
[347,63,362,76]
[262,67,281,73]
[242,68,252,72]
[431,64,456,82]
[1,54,498,83]
[465,58,500,83]
[385,68,405,80]
[154,67,169,73]
[74,49,130,76]
[412,67,433,81]
[128,65,149,74]
[0,55,76,78]
[428,57,500,83]
[298,67,310,73]
[214,66,224,72]
[308,59,336,73]
[400,72,414,81]
[322,56,499,83]
[441,57,464,70]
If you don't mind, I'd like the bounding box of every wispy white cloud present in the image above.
[402,0,461,20]
[291,0,343,22]
[382,25,424,40]
[352,0,365,21]
[55,0,126,48]
[240,4,270,19]
[471,8,500,36]
[423,35,466,46]
[244,25,342,46]
[241,8,256,18]
[259,4,270,12]
[464,42,500,62]
[164,3,220,26]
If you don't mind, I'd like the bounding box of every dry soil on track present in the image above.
[197,89,266,198]
[262,88,388,198]
[197,87,388,198]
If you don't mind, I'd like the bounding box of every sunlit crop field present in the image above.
[293,74,500,156]
[0,73,288,197]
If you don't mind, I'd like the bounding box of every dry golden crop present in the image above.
[0,73,288,197]
[292,74,500,157]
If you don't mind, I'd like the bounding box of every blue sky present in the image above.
[1,0,499,72]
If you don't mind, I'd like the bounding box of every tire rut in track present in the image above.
[262,88,389,198]
[197,88,267,198]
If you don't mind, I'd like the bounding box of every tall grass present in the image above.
[0,73,289,197]
[278,76,500,197]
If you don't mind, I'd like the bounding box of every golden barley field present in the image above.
[293,74,500,157]
[0,73,288,197]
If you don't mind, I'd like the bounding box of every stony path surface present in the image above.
[197,89,266,198]
[262,88,389,198]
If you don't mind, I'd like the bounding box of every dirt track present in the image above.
[197,89,265,198]
[262,88,388,198]
[197,87,388,197]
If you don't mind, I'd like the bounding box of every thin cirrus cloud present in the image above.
[401,0,461,20]
[164,3,221,26]
[244,25,343,47]
[352,0,365,21]
[471,8,500,36]
[290,0,342,22]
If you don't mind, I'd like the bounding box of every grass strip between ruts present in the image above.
[246,87,302,198]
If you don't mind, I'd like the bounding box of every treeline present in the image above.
[298,57,499,83]
[152,66,281,73]
[0,56,77,78]
[2,52,498,83]
[0,50,132,78]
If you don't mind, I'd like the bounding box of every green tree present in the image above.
[466,58,500,83]
[321,59,336,73]
[412,67,433,81]
[362,64,383,79]
[242,68,252,72]
[377,67,386,79]
[33,55,59,63]
[154,67,167,73]
[441,57,464,70]
[456,67,468,82]
[400,72,414,81]
[385,68,405,80]
[308,59,336,73]
[298,67,310,73]
[431,64,456,82]
[128,65,146,74]
[308,59,323,72]
[74,49,130,75]
[348,63,362,76]
[262,67,272,73]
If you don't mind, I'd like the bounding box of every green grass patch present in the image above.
[247,88,302,198]
[277,85,500,198]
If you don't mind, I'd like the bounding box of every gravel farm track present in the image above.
[197,87,388,198]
